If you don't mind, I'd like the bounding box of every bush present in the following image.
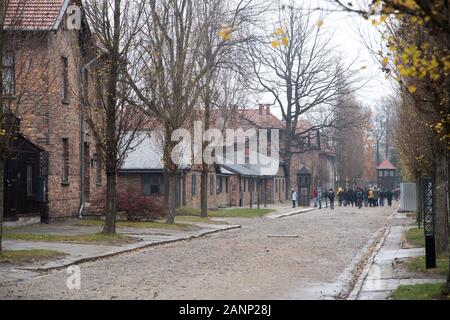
[117,187,164,221]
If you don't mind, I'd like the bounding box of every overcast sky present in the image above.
[253,0,396,118]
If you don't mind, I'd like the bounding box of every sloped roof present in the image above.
[377,159,396,170]
[4,0,69,31]
[217,152,280,177]
[238,107,285,129]
[120,131,191,172]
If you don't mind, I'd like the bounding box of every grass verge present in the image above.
[75,219,202,231]
[405,227,450,248]
[177,208,275,218]
[208,208,275,218]
[393,283,449,300]
[0,249,65,264]
[177,207,274,218]
[407,254,449,276]
[3,232,139,244]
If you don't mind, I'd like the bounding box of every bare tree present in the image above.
[246,1,357,194]
[334,94,371,186]
[83,0,145,234]
[196,0,261,218]
[125,0,258,223]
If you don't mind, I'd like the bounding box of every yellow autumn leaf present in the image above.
[281,36,289,47]
[275,27,285,36]
[316,20,324,28]
[271,40,280,48]
[219,27,232,41]
[382,57,389,66]
[407,85,417,93]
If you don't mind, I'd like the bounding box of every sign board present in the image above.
[400,183,417,212]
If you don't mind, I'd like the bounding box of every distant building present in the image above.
[376,159,399,191]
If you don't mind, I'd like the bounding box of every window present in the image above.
[243,178,246,192]
[83,69,89,105]
[217,176,223,194]
[191,174,196,196]
[61,57,69,102]
[26,164,33,196]
[210,175,215,195]
[95,144,102,185]
[275,179,278,193]
[143,174,164,195]
[2,52,14,95]
[390,170,394,177]
[96,70,103,108]
[62,138,70,184]
[378,170,383,178]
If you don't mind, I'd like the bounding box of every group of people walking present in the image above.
[291,186,398,210]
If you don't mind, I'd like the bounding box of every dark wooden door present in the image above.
[4,156,19,218]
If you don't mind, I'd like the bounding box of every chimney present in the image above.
[266,106,271,115]
[259,104,264,115]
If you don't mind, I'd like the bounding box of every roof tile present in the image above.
[5,0,66,31]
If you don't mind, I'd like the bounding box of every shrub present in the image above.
[117,187,164,221]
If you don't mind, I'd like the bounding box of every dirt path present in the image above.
[0,205,397,300]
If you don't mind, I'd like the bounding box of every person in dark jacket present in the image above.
[329,189,335,210]
[386,190,393,207]
[356,188,364,209]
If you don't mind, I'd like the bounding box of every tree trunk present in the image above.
[249,178,253,208]
[200,168,208,218]
[446,147,450,295]
[0,0,5,252]
[102,0,121,235]
[434,151,448,254]
[0,159,4,251]
[257,178,261,209]
[103,172,117,234]
[166,173,177,224]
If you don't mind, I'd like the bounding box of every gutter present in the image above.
[78,55,101,219]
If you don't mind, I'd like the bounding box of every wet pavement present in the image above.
[0,205,393,300]
[351,225,446,300]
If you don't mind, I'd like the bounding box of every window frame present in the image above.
[210,175,215,195]
[191,174,196,196]
[61,56,69,103]
[62,138,70,184]
[2,51,15,96]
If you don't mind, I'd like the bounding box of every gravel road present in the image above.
[0,205,397,300]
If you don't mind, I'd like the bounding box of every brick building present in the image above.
[2,0,105,221]
[376,159,399,191]
[118,105,335,210]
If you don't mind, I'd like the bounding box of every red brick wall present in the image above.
[13,27,106,219]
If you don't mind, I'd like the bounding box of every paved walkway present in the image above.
[350,225,446,300]
[0,205,391,299]
[0,205,312,284]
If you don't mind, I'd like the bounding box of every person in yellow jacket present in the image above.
[337,187,343,206]
[368,188,374,207]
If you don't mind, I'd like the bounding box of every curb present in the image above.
[346,227,391,300]
[267,208,317,219]
[16,225,241,273]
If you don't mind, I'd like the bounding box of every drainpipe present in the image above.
[78,56,100,219]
